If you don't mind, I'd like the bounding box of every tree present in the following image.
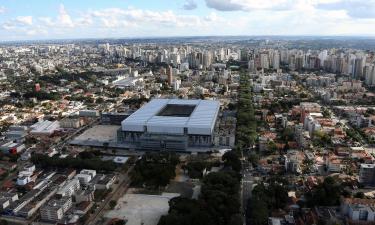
[248,153,260,167]
[281,127,294,142]
[229,214,243,225]
[96,97,104,104]
[109,200,117,209]
[247,178,289,225]
[247,198,268,225]
[306,177,342,207]
[222,151,241,172]
[185,161,206,179]
[131,152,180,188]
[267,141,278,153]
[354,192,365,199]
[235,72,257,149]
[159,171,241,225]
[158,197,215,225]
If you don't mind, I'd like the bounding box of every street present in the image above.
[85,164,135,225]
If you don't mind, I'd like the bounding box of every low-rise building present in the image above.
[30,120,60,136]
[56,179,80,197]
[40,197,72,222]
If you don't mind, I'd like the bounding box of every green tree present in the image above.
[109,200,117,209]
[222,151,241,172]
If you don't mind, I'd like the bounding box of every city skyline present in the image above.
[1,0,375,41]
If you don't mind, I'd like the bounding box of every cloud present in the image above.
[15,16,33,25]
[204,0,375,20]
[2,2,375,40]
[183,0,198,10]
[39,17,54,26]
[0,6,5,14]
[204,0,294,11]
[89,8,220,28]
[58,4,74,27]
[205,0,244,11]
[317,0,375,18]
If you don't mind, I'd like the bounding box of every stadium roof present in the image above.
[121,99,220,135]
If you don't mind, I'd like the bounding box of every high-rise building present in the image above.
[354,57,366,78]
[174,79,181,91]
[260,53,269,69]
[272,52,280,69]
[203,52,212,69]
[365,64,375,85]
[167,65,173,86]
[359,164,375,186]
[248,60,255,72]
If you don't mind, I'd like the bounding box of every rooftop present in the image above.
[121,99,220,135]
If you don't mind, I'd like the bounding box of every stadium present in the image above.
[119,99,220,151]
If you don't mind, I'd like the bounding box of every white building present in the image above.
[30,120,60,136]
[341,198,375,222]
[120,99,220,151]
[57,179,81,197]
[40,197,72,222]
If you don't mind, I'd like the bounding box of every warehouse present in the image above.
[119,99,220,151]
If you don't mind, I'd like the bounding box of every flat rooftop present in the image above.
[72,125,119,142]
[121,99,220,135]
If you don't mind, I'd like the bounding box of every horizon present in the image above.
[2,34,375,44]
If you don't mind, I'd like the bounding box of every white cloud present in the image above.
[317,0,375,18]
[58,4,74,27]
[0,6,5,14]
[183,0,198,10]
[2,23,15,30]
[89,8,223,28]
[204,0,375,20]
[26,27,48,36]
[2,3,375,40]
[15,16,33,25]
[39,17,54,26]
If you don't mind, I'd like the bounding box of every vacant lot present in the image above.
[105,192,180,225]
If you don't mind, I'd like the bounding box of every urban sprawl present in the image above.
[0,38,375,225]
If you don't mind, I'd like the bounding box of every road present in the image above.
[51,118,100,152]
[85,164,135,225]
[242,164,254,213]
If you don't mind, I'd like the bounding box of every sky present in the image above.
[1,0,375,41]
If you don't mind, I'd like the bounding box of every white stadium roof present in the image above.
[121,99,220,135]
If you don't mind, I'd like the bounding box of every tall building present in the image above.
[354,57,366,78]
[173,79,181,91]
[272,52,280,69]
[295,56,304,71]
[203,51,212,69]
[167,65,173,86]
[365,64,375,85]
[248,60,256,72]
[359,164,375,186]
[260,53,269,69]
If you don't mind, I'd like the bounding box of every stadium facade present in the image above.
[119,99,220,151]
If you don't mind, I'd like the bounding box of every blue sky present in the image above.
[1,0,375,41]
